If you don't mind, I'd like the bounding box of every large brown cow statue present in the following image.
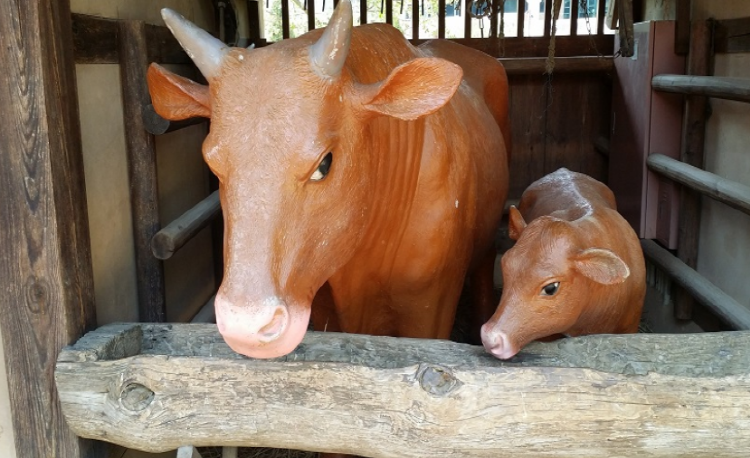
[148,0,509,359]
[481,169,646,360]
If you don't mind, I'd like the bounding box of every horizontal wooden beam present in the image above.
[57,323,750,457]
[142,104,207,135]
[500,56,614,75]
[714,16,750,54]
[641,239,750,330]
[652,75,750,103]
[151,191,221,260]
[72,13,190,64]
[647,154,750,217]
[411,35,615,58]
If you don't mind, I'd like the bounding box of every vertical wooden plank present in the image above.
[675,20,712,320]
[675,0,690,55]
[0,0,99,457]
[119,20,167,323]
[465,0,472,38]
[438,0,445,37]
[282,0,290,39]
[544,0,552,37]
[507,75,548,198]
[413,0,420,38]
[361,0,368,24]
[543,74,608,180]
[308,0,316,30]
[617,0,634,56]
[597,0,606,34]
[517,0,525,37]
[571,0,579,36]
[386,0,393,24]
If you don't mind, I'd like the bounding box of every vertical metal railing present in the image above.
[271,0,612,42]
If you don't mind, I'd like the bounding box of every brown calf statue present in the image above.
[148,0,509,359]
[481,168,646,360]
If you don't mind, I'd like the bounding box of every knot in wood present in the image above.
[120,382,155,411]
[418,364,459,396]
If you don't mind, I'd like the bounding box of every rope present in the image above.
[545,0,564,75]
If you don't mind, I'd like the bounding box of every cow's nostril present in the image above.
[257,307,287,342]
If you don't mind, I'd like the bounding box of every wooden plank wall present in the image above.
[0,1,100,458]
[506,72,612,199]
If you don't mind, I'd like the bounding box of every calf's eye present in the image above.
[310,152,332,181]
[541,282,560,296]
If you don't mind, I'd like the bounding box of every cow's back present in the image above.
[418,40,511,156]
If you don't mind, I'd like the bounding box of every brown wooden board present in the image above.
[119,20,167,322]
[506,75,548,198]
[506,73,611,199]
[674,20,712,321]
[72,13,190,65]
[411,35,614,58]
[0,0,100,457]
[715,17,750,54]
[56,323,750,456]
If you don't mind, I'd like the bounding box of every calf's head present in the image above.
[481,207,630,359]
[147,0,463,358]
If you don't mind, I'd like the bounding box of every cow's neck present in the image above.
[359,115,426,265]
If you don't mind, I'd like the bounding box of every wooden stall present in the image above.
[3,0,750,457]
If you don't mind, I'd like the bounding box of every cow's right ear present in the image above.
[508,206,527,241]
[147,63,211,120]
[359,57,462,121]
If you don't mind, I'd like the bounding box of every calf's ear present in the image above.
[573,248,630,285]
[147,63,211,120]
[508,206,527,241]
[360,57,462,121]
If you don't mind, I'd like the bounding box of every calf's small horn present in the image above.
[310,0,353,77]
[161,8,227,81]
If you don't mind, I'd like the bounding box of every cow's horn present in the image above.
[161,8,227,81]
[310,0,353,77]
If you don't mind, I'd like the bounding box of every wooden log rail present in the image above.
[652,75,750,103]
[56,323,750,457]
[151,191,221,260]
[647,154,750,217]
[641,239,750,330]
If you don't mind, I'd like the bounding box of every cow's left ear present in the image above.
[360,57,463,121]
[572,248,630,285]
[147,63,211,120]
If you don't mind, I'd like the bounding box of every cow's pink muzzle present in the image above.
[215,294,310,359]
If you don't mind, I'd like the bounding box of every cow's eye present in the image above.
[310,152,332,181]
[541,282,560,296]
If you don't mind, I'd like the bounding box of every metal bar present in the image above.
[597,0,605,34]
[282,0,290,38]
[464,0,472,38]
[641,239,750,330]
[413,0,419,38]
[361,0,368,24]
[438,0,445,37]
[544,0,552,37]
[386,0,393,24]
[308,0,316,30]
[570,0,579,36]
[517,0,525,37]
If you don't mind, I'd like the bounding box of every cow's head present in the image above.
[481,207,630,359]
[148,0,463,358]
